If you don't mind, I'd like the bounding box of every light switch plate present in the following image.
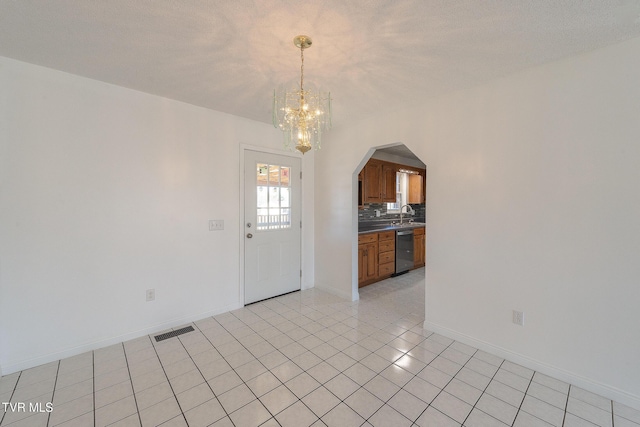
[209,220,224,231]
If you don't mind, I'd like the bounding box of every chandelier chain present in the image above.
[300,41,305,101]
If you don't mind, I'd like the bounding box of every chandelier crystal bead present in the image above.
[273,35,331,154]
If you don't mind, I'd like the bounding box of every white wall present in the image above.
[0,57,315,375]
[315,36,640,408]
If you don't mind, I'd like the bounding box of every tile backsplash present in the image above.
[359,203,425,224]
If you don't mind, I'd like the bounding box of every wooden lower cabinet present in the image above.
[413,227,425,267]
[359,227,425,288]
[358,233,378,287]
[377,231,395,279]
[359,230,395,287]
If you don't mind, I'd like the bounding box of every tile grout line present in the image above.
[408,340,479,425]
[297,318,391,418]
[423,345,486,426]
[235,303,330,423]
[358,332,456,426]
[219,310,303,422]
[458,350,492,426]
[10,273,637,427]
[509,366,535,427]
[222,307,300,420]
[93,347,144,426]
[193,319,268,426]
[314,324,425,424]
[177,323,241,426]
[224,304,330,421]
[457,350,499,427]
[326,308,433,424]
[612,406,640,427]
[463,357,562,426]
[563,387,616,427]
[122,341,144,427]
[215,296,403,425]
[219,304,334,424]
[294,302,425,423]
[561,384,572,426]
[427,346,537,426]
[45,360,61,427]
[0,371,21,426]
[149,332,193,426]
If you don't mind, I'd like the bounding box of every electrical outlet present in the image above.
[209,220,224,231]
[146,289,155,302]
[512,310,524,326]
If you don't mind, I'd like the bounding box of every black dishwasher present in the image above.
[395,230,414,274]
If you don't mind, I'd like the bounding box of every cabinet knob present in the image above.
[246,233,253,239]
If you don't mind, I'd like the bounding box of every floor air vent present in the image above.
[154,326,194,342]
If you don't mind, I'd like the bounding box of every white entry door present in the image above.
[244,150,301,304]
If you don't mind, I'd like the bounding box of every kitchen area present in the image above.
[357,146,426,287]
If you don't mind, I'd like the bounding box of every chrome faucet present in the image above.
[400,204,415,224]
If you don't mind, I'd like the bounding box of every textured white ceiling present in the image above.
[2,1,640,127]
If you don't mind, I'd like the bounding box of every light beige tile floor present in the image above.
[1,268,639,426]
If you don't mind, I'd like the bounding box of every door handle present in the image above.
[246,233,253,239]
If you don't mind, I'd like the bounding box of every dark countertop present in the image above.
[358,222,426,235]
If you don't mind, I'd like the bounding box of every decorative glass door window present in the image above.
[256,163,291,230]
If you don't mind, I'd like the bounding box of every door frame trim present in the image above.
[239,144,302,306]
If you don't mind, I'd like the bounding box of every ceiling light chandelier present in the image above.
[273,35,331,154]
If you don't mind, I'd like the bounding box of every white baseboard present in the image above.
[423,320,640,411]
[314,283,355,301]
[2,302,243,376]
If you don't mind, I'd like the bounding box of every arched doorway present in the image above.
[352,143,427,301]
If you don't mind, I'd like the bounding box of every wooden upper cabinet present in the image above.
[363,158,424,205]
[381,163,397,203]
[408,173,424,204]
[363,160,383,203]
[363,159,397,204]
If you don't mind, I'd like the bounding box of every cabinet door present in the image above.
[381,163,397,203]
[363,161,382,203]
[358,244,366,285]
[408,174,424,204]
[413,234,425,267]
[358,241,379,286]
[364,242,378,281]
